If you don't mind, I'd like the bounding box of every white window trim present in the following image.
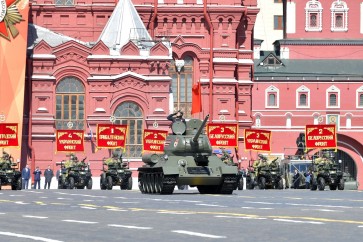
[305,0,323,31]
[296,85,310,108]
[286,113,292,128]
[330,0,349,32]
[356,86,363,108]
[265,85,279,108]
[326,85,340,108]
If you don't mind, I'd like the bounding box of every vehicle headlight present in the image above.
[163,154,169,160]
[117,170,124,173]
[178,159,187,167]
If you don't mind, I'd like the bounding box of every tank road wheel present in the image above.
[127,176,133,190]
[151,173,157,193]
[68,177,75,189]
[310,177,317,191]
[138,172,145,194]
[338,178,345,190]
[58,180,62,189]
[154,174,162,193]
[318,177,325,191]
[87,178,93,190]
[259,177,266,190]
[107,176,113,190]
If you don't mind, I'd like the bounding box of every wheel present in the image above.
[16,178,22,190]
[68,177,75,189]
[87,178,93,189]
[58,180,62,189]
[310,176,317,190]
[107,176,113,190]
[318,177,325,191]
[154,174,162,193]
[127,176,133,190]
[237,177,244,190]
[329,184,337,190]
[100,175,107,190]
[277,179,284,190]
[138,172,145,193]
[0,179,2,190]
[259,177,266,190]
[338,178,345,190]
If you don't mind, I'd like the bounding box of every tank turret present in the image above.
[138,114,239,195]
[164,115,212,159]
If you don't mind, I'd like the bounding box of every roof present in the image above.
[27,24,89,49]
[254,53,363,80]
[98,0,154,51]
[275,39,363,46]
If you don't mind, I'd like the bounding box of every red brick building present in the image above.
[25,0,258,176]
[253,0,363,189]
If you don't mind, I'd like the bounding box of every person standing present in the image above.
[22,164,31,189]
[33,166,42,189]
[44,165,54,189]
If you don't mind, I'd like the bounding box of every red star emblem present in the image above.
[0,0,18,39]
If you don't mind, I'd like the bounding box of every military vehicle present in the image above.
[310,153,344,191]
[100,152,132,190]
[138,114,239,194]
[57,155,93,189]
[0,151,22,190]
[250,157,283,190]
[245,167,256,189]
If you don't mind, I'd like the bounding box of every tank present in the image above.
[56,154,93,189]
[138,114,239,194]
[0,151,22,190]
[100,151,133,190]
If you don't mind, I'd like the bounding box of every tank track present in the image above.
[138,170,176,195]
[218,175,238,194]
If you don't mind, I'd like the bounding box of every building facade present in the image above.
[253,0,363,189]
[25,0,258,176]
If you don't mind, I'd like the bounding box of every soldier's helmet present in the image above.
[112,150,119,158]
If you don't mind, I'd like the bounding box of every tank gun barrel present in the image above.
[192,114,209,143]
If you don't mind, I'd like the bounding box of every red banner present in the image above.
[244,129,272,152]
[305,124,337,150]
[207,123,238,147]
[0,123,19,147]
[143,129,168,153]
[56,130,84,152]
[96,124,128,149]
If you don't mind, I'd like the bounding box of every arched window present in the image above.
[296,85,310,108]
[326,85,340,108]
[329,94,337,106]
[55,77,85,130]
[268,94,276,106]
[114,102,143,158]
[169,55,194,118]
[265,85,279,108]
[305,0,323,31]
[331,0,348,32]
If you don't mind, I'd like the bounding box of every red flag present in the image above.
[191,81,202,114]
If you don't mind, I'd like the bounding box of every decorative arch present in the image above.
[120,41,140,56]
[91,41,109,55]
[33,40,52,55]
[150,42,169,56]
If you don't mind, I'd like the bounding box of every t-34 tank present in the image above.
[138,114,239,194]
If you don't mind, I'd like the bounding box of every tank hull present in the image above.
[138,155,238,194]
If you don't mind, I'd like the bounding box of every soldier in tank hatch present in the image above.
[167,110,186,125]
